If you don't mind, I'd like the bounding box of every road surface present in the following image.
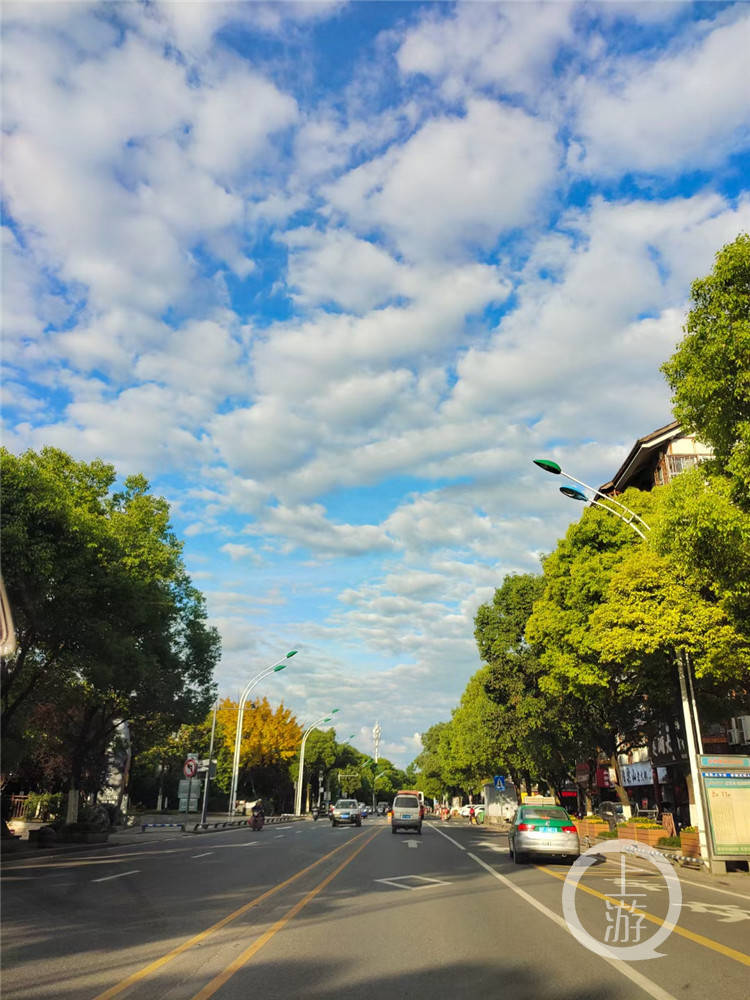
[2,818,749,999]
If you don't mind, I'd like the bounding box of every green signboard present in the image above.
[699,756,750,858]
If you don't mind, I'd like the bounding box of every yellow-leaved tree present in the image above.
[215,697,302,810]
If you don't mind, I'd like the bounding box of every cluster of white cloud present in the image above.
[3,2,750,762]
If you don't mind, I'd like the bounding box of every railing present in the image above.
[9,795,28,819]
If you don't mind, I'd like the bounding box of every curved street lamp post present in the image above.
[294,709,340,816]
[535,458,711,866]
[228,650,297,817]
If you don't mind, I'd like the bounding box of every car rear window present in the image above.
[522,807,570,821]
[394,795,419,808]
[337,800,358,808]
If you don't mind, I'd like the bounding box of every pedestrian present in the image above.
[469,805,475,825]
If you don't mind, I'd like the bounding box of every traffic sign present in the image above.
[493,775,506,791]
[183,757,198,778]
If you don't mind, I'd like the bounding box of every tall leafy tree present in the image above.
[662,232,750,503]
[1,448,220,821]
[476,573,580,796]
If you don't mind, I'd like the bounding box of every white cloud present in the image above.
[397,1,573,102]
[245,503,396,558]
[220,543,262,563]
[573,10,750,174]
[323,98,560,261]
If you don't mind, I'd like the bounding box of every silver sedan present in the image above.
[508,806,580,863]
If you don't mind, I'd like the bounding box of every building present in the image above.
[598,420,713,496]
[594,422,749,826]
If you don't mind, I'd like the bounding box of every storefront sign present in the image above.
[621,761,668,786]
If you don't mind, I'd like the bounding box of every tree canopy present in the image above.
[662,232,750,503]
[1,447,220,814]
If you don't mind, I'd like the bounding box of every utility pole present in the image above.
[373,721,382,764]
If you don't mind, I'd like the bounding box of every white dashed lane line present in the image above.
[92,870,140,883]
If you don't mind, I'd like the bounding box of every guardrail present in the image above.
[192,814,304,833]
[141,822,186,832]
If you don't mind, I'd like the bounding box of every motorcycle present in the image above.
[312,806,320,821]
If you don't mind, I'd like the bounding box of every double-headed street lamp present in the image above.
[228,650,297,817]
[535,458,710,865]
[294,709,340,816]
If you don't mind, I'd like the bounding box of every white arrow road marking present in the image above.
[404,839,420,848]
[92,870,139,883]
[192,852,213,859]
[680,901,750,923]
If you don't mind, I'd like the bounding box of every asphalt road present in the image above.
[2,818,749,1000]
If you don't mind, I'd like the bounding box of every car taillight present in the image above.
[517,823,534,831]
[562,826,577,833]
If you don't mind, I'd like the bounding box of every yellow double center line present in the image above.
[95,829,379,1000]
[191,828,380,999]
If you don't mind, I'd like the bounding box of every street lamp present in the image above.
[372,770,387,813]
[535,459,710,865]
[294,709,340,817]
[227,650,297,817]
[534,458,650,537]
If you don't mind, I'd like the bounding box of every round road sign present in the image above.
[183,757,198,778]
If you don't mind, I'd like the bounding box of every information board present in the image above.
[699,755,750,858]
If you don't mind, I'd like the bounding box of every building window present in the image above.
[667,454,707,477]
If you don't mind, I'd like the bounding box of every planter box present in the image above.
[59,828,110,844]
[680,831,701,857]
[28,828,57,847]
[634,826,664,847]
[617,824,663,847]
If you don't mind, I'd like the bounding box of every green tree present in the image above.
[0,448,220,822]
[662,233,750,503]
[476,573,580,797]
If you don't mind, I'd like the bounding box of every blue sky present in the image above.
[3,1,749,765]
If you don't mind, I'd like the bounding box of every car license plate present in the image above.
[341,813,349,818]
[402,813,411,818]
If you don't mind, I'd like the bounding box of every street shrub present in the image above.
[658,836,681,847]
[597,830,618,839]
[22,792,63,822]
[682,825,697,833]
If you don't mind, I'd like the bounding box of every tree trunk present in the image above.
[609,752,631,807]
[66,781,79,824]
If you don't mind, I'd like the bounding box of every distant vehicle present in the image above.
[331,799,361,827]
[391,793,422,835]
[358,802,368,817]
[508,805,579,864]
[376,801,389,815]
[397,789,425,819]
[460,804,485,818]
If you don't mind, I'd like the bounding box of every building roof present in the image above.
[599,420,682,494]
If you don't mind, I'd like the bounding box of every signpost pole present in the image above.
[200,703,218,827]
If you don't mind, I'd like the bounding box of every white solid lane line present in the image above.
[467,853,678,1000]
[92,870,140,883]
[426,823,465,851]
[676,878,750,902]
[192,852,213,859]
